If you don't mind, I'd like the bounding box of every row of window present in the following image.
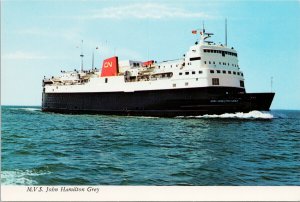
[178,70,243,76]
[210,69,243,76]
[158,60,238,68]
[204,61,239,67]
[173,79,244,88]
[203,49,238,57]
[179,71,203,76]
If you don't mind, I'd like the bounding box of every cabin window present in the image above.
[185,82,188,86]
[212,78,219,85]
[219,62,221,65]
[217,70,221,73]
[209,61,211,64]
[210,70,214,73]
[240,80,244,87]
[223,70,226,74]
[179,72,182,75]
[190,57,201,61]
[204,61,207,64]
[192,71,195,74]
[241,73,244,76]
[199,71,203,74]
[237,72,240,75]
[173,84,176,87]
[105,78,108,83]
[213,61,215,64]
[233,71,236,75]
[228,71,232,74]
[185,72,189,75]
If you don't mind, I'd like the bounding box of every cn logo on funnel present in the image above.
[101,56,119,77]
[104,62,113,68]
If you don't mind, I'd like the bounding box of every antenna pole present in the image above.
[92,51,94,70]
[80,40,84,72]
[202,21,205,33]
[271,76,273,92]
[225,18,227,46]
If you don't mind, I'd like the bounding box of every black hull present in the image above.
[42,87,275,117]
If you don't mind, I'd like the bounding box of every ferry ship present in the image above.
[42,26,275,117]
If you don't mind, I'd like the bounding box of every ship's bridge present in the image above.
[184,29,240,73]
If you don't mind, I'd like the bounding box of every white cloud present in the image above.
[77,3,213,20]
[3,51,48,60]
[20,27,83,43]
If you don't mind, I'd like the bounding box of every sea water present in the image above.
[1,106,299,185]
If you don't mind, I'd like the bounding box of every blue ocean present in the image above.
[1,106,299,185]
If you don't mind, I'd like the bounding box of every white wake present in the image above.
[19,108,41,112]
[179,111,274,119]
[1,170,50,185]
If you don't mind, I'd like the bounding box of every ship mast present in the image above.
[225,18,228,47]
[80,40,84,72]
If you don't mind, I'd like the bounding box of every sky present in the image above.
[1,0,300,109]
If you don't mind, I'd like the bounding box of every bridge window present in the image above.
[241,73,244,76]
[228,71,232,74]
[212,78,219,85]
[204,61,207,64]
[233,71,236,75]
[209,61,211,64]
[192,71,195,74]
[237,72,240,75]
[210,70,214,73]
[179,72,182,75]
[223,70,226,74]
[217,70,221,73]
[185,72,189,75]
[199,71,203,74]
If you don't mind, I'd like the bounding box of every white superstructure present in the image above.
[43,29,245,94]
